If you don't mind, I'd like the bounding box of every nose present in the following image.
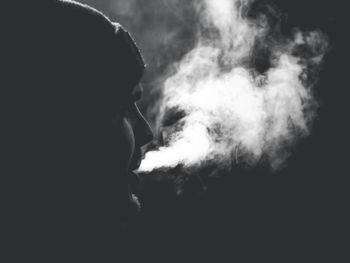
[134,106,154,147]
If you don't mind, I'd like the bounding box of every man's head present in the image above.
[5,0,153,228]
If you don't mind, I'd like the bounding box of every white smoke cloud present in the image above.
[139,0,327,173]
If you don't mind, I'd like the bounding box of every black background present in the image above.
[117,1,348,262]
[5,0,348,262]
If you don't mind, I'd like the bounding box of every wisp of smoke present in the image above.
[138,0,327,173]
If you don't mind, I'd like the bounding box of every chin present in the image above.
[125,170,141,220]
[124,151,142,220]
[130,192,141,212]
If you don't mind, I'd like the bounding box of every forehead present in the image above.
[111,24,145,98]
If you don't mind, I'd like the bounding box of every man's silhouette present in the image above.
[3,0,153,261]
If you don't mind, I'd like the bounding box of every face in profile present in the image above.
[113,84,153,171]
[112,83,153,211]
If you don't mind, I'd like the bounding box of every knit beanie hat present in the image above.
[8,0,146,106]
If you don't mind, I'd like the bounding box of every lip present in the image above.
[131,158,142,171]
[128,169,140,194]
[128,148,142,194]
[130,148,142,171]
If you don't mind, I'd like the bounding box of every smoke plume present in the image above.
[139,0,327,173]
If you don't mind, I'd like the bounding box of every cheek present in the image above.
[116,118,135,167]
